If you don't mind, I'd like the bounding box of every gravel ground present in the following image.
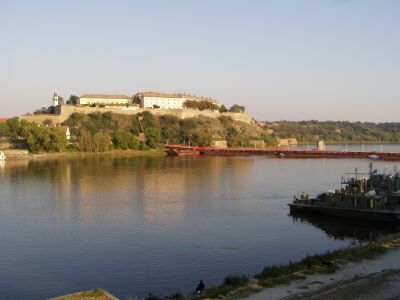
[244,247,400,300]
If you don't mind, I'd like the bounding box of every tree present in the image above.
[145,127,161,148]
[34,107,47,114]
[43,119,54,126]
[26,126,66,153]
[112,130,140,150]
[67,95,79,105]
[219,105,228,113]
[46,106,56,114]
[93,131,111,152]
[229,104,245,113]
[183,100,219,111]
[131,95,141,105]
[78,129,93,151]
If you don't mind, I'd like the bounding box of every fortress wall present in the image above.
[19,114,63,125]
[20,105,254,125]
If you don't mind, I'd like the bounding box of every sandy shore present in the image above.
[244,247,400,300]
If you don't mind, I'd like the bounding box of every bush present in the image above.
[223,274,249,286]
[229,104,245,113]
[145,128,162,148]
[113,130,140,150]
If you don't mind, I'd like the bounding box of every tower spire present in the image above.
[53,89,59,106]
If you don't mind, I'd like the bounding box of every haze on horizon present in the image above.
[0,0,399,122]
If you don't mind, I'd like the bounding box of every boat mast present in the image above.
[369,161,373,190]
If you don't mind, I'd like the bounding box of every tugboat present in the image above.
[0,151,6,160]
[289,163,400,223]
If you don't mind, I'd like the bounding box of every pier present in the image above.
[165,144,400,160]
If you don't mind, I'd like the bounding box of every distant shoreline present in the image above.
[297,141,400,145]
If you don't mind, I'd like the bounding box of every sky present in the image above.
[0,0,399,122]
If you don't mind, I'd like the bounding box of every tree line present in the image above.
[0,118,67,152]
[268,120,400,143]
[62,111,268,152]
[3,114,399,154]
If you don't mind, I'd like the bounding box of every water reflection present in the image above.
[1,154,400,299]
[7,156,254,226]
[290,212,400,241]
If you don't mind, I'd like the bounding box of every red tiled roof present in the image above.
[0,118,8,123]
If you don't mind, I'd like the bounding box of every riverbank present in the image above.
[153,235,400,300]
[244,244,400,300]
[0,149,166,161]
[50,236,400,300]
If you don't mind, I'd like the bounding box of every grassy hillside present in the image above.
[62,111,272,152]
[2,114,400,153]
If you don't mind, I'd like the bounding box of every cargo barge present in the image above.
[165,144,400,160]
[289,163,400,223]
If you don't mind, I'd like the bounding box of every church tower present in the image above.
[53,90,59,106]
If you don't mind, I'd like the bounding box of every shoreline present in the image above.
[244,243,400,300]
[296,141,400,145]
[145,235,400,300]
[0,149,166,161]
[49,235,400,299]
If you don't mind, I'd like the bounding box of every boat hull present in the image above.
[166,149,200,156]
[288,203,400,223]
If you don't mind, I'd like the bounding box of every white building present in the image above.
[78,94,131,106]
[59,126,71,140]
[136,92,219,109]
[53,91,59,106]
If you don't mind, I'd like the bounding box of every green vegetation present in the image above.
[33,106,56,114]
[183,99,219,111]
[53,288,108,300]
[229,104,245,113]
[219,104,228,113]
[61,111,267,152]
[0,118,67,153]
[269,120,400,143]
[4,112,400,154]
[66,94,79,105]
[144,235,400,300]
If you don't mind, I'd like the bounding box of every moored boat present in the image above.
[289,163,400,223]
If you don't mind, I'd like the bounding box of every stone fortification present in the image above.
[20,105,254,125]
[19,114,63,125]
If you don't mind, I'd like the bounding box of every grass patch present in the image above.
[223,274,249,286]
[53,289,107,299]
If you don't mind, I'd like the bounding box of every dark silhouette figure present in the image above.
[196,280,205,294]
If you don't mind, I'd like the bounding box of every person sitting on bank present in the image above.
[196,280,205,294]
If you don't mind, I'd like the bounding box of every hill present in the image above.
[62,111,271,151]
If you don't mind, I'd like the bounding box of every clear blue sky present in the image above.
[0,0,399,122]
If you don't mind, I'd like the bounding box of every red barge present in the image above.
[165,144,400,161]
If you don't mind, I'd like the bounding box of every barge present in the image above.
[165,145,400,161]
[289,163,400,223]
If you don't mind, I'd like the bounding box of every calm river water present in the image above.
[1,148,400,299]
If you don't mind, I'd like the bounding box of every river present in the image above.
[0,148,400,299]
